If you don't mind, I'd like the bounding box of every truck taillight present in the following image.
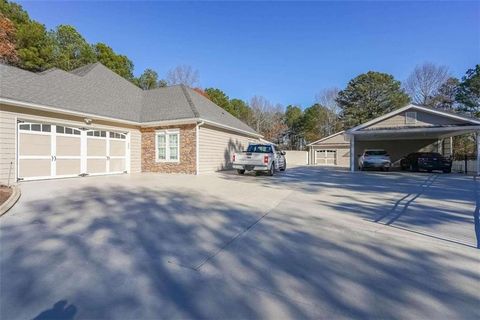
[263,155,269,164]
[232,154,236,162]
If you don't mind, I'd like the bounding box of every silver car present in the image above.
[358,149,391,171]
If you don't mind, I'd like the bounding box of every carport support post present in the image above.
[477,131,480,176]
[350,134,355,172]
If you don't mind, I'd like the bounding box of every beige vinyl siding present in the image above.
[129,129,141,173]
[0,103,141,183]
[335,148,350,167]
[198,124,259,173]
[313,133,348,145]
[367,111,465,130]
[0,107,17,184]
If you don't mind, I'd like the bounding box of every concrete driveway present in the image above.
[1,167,479,319]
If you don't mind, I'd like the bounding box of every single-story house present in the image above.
[0,63,261,182]
[308,104,480,174]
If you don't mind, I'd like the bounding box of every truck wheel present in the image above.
[268,163,275,176]
[237,169,245,175]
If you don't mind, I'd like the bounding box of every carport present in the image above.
[346,104,480,174]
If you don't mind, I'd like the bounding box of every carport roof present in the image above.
[346,104,480,141]
[349,104,480,132]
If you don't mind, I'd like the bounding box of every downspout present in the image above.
[196,121,205,175]
[350,133,355,172]
[477,131,480,176]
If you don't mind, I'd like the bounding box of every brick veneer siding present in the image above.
[141,124,197,174]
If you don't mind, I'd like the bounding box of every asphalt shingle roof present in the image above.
[0,63,258,135]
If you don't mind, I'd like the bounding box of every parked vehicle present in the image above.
[232,144,286,176]
[358,149,391,171]
[400,152,452,173]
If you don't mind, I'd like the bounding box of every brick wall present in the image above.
[141,124,197,174]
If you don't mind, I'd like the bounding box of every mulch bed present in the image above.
[0,186,13,206]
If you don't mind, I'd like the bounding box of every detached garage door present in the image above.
[316,149,336,165]
[18,121,128,181]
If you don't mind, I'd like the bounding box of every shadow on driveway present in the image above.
[0,169,479,319]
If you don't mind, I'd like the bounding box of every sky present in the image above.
[17,1,480,108]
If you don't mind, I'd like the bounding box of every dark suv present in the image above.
[400,152,452,173]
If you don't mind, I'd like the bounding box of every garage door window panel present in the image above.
[19,122,51,134]
[156,130,180,162]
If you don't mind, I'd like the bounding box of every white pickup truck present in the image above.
[232,144,286,176]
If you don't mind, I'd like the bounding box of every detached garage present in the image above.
[307,131,350,167]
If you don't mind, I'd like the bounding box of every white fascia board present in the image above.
[306,131,346,146]
[347,104,415,133]
[199,119,263,138]
[140,118,198,127]
[350,125,480,136]
[1,97,264,137]
[1,97,140,126]
[142,118,261,138]
[348,104,480,133]
[410,105,480,125]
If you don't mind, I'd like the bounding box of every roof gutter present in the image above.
[140,118,199,127]
[0,97,140,126]
[349,125,480,136]
[0,97,263,137]
[198,118,263,138]
[348,104,480,133]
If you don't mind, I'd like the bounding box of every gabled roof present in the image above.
[0,63,259,136]
[306,131,346,146]
[347,104,480,134]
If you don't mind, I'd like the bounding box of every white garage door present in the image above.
[18,121,128,181]
[316,149,336,165]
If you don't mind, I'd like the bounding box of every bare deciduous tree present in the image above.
[249,96,286,142]
[249,96,271,132]
[166,65,199,87]
[315,87,341,135]
[404,62,450,105]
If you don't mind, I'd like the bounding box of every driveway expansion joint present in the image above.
[195,190,294,271]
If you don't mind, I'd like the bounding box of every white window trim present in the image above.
[155,129,180,163]
[405,111,417,125]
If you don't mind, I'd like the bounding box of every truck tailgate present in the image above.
[235,153,266,165]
